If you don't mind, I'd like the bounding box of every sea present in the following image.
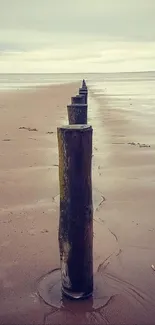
[0,71,155,92]
[0,71,155,123]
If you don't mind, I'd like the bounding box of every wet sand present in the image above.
[89,91,155,324]
[0,82,155,324]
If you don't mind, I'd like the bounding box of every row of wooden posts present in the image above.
[67,80,88,125]
[57,80,93,299]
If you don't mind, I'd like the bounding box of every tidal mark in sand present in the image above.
[43,309,61,325]
[101,261,110,271]
[39,268,118,325]
[96,227,120,274]
[41,229,49,234]
[100,294,117,310]
[96,196,106,212]
[97,253,114,273]
[46,131,54,134]
[19,126,38,131]
[128,142,136,146]
[43,307,110,325]
[116,249,122,257]
[104,272,153,310]
[138,143,151,148]
[128,142,151,148]
[2,139,11,141]
[108,228,118,242]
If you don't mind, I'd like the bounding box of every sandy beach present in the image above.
[1,80,155,324]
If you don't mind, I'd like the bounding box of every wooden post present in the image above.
[79,88,88,105]
[67,104,87,124]
[57,125,93,299]
[71,95,85,105]
[82,79,87,90]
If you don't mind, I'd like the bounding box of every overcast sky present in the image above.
[0,0,155,73]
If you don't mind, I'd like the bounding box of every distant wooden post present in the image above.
[82,79,87,90]
[67,104,87,124]
[71,95,85,105]
[79,88,88,105]
[57,125,93,299]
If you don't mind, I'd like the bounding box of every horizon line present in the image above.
[0,70,154,75]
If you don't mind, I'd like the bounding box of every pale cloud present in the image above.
[0,41,154,73]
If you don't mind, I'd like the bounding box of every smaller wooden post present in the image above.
[57,125,93,299]
[71,95,85,105]
[67,104,87,124]
[82,79,87,90]
[79,88,88,105]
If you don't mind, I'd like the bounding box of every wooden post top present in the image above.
[71,94,85,104]
[72,95,85,99]
[67,104,87,108]
[58,125,92,131]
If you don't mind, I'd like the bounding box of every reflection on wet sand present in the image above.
[87,81,155,323]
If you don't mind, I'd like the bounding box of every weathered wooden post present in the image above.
[67,104,87,124]
[57,125,93,299]
[71,94,85,105]
[79,88,88,105]
[82,79,87,90]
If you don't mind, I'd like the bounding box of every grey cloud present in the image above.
[0,0,155,42]
[0,0,155,72]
